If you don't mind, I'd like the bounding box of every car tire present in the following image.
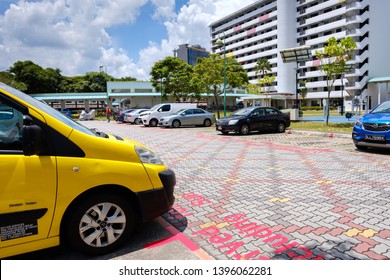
[149,119,158,127]
[172,120,181,128]
[239,124,250,135]
[276,122,286,133]
[203,119,212,127]
[64,193,135,255]
[134,118,142,125]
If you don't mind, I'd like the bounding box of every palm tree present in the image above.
[255,58,271,78]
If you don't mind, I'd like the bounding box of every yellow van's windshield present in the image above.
[0,83,95,136]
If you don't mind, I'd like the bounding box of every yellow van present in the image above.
[0,83,175,258]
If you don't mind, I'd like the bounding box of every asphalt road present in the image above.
[10,121,390,260]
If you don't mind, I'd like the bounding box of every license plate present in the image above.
[364,134,385,141]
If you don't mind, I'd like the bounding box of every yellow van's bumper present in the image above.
[137,169,176,222]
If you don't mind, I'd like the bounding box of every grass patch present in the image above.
[289,121,354,134]
[302,110,339,116]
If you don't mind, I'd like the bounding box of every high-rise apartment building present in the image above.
[209,0,390,111]
[174,44,210,66]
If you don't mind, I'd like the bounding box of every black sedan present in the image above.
[216,106,290,135]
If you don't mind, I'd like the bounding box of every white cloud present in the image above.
[0,0,257,80]
[150,0,176,20]
[0,0,147,76]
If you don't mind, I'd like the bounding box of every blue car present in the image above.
[352,100,390,150]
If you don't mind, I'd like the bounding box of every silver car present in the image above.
[159,108,216,128]
[124,109,149,124]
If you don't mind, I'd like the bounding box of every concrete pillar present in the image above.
[85,100,90,111]
[276,0,297,93]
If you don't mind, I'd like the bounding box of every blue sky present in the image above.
[0,0,256,80]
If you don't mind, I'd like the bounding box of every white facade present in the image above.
[209,0,390,111]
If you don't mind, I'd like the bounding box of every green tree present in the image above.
[255,58,271,78]
[9,60,63,94]
[150,56,195,102]
[299,79,310,106]
[246,83,262,94]
[84,71,113,92]
[191,54,248,119]
[0,71,27,91]
[258,75,276,93]
[315,36,356,125]
[114,76,137,82]
[255,58,272,93]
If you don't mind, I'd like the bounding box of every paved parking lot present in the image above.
[82,121,390,260]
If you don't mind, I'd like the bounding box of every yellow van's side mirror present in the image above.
[22,115,43,156]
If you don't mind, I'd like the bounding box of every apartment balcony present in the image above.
[237,48,278,64]
[230,34,277,56]
[299,19,346,38]
[306,80,329,89]
[346,25,369,39]
[299,8,345,27]
[225,20,277,47]
[215,10,278,41]
[304,31,346,46]
[346,63,368,78]
[306,90,347,99]
[345,76,368,91]
[348,49,369,65]
[355,51,369,64]
[345,12,369,27]
[297,0,321,8]
[212,1,276,34]
[298,0,341,17]
[355,37,369,50]
[300,70,322,79]
[345,0,369,13]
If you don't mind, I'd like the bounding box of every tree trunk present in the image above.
[326,90,331,126]
[214,93,220,119]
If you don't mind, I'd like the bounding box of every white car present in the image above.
[124,109,149,124]
[140,103,197,127]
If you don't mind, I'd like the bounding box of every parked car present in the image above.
[116,109,136,123]
[140,103,197,127]
[124,109,149,124]
[159,108,216,128]
[352,100,390,150]
[216,106,290,135]
[0,82,175,258]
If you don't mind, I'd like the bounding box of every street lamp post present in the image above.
[160,77,165,103]
[340,72,345,116]
[99,65,107,73]
[216,36,227,117]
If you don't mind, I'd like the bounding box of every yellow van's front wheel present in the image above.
[65,194,135,255]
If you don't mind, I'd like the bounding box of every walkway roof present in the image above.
[368,77,390,83]
[32,92,107,101]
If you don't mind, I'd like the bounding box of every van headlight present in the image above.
[135,146,163,164]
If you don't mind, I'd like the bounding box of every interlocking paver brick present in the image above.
[83,121,390,260]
